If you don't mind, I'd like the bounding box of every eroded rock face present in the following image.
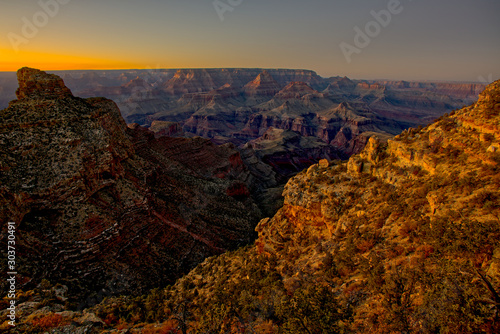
[0,68,262,300]
[149,120,185,137]
[1,70,133,221]
[274,81,325,100]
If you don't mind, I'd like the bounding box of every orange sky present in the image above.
[0,48,142,71]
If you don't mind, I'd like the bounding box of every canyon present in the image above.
[0,68,495,333]
[3,74,498,333]
[0,68,486,196]
[137,78,500,333]
[0,69,485,157]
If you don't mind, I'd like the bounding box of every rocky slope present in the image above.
[47,79,500,334]
[0,68,262,306]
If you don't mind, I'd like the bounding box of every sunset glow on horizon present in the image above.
[0,48,144,72]
[1,0,499,81]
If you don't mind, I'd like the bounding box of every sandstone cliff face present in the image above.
[161,69,324,97]
[0,68,262,301]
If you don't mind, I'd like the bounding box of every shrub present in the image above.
[142,321,182,334]
[415,244,435,259]
[31,313,65,330]
[276,285,351,333]
[357,239,376,253]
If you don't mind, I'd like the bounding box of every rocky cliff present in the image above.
[160,68,325,97]
[0,68,262,304]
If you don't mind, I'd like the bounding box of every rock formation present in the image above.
[243,127,345,183]
[243,71,281,97]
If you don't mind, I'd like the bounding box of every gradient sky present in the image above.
[0,0,499,81]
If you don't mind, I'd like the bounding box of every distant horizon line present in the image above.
[0,67,494,84]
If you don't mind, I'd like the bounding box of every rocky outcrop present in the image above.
[273,81,325,100]
[0,69,262,301]
[148,120,185,137]
[16,67,73,100]
[243,71,281,97]
[163,69,220,95]
[210,83,241,99]
[123,77,151,91]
